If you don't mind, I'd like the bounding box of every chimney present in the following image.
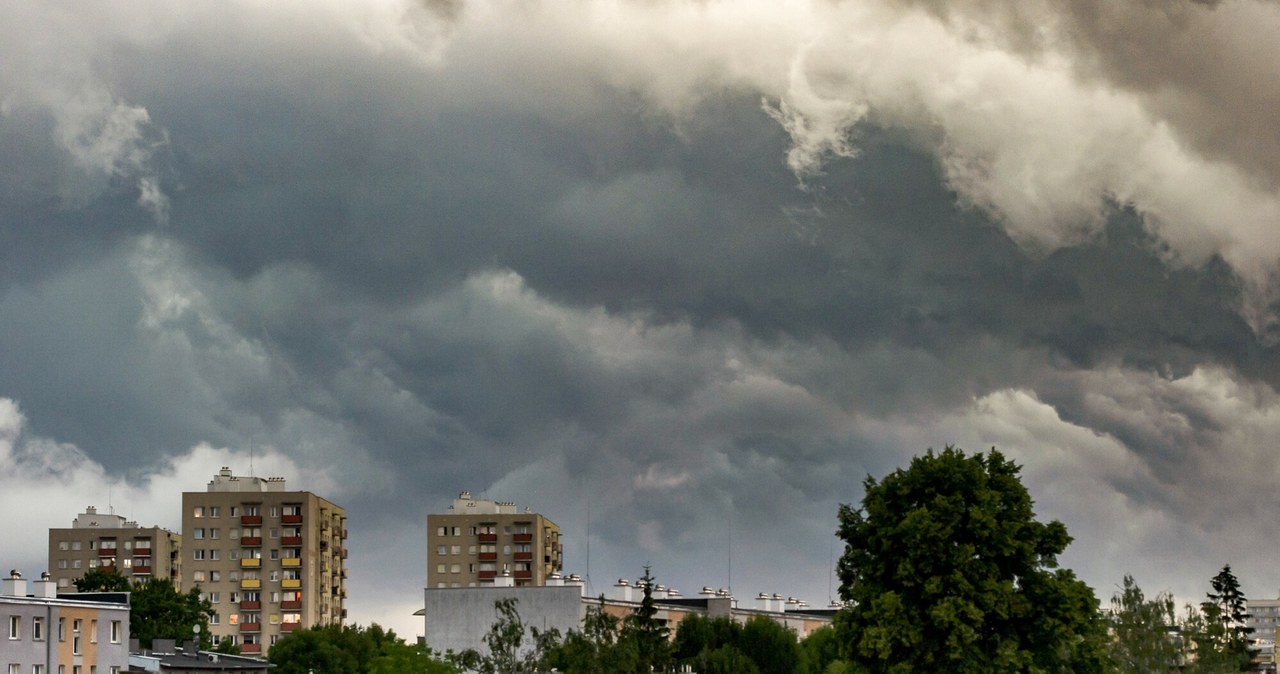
[33,572,56,599]
[613,578,633,602]
[2,570,27,597]
[546,572,563,587]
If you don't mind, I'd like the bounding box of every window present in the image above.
[270,591,280,603]
[110,621,120,643]
[72,619,81,655]
[72,560,81,569]
[230,528,240,539]
[436,545,447,556]
[230,507,239,517]
[8,615,18,639]
[193,528,204,540]
[206,591,220,603]
[10,665,19,674]
[450,564,461,574]
[229,571,239,582]
[436,564,446,574]
[88,559,99,569]
[58,541,68,551]
[89,620,97,644]
[209,506,221,517]
[210,571,221,582]
[193,506,204,518]
[269,528,279,539]
[192,571,206,582]
[269,571,279,582]
[436,526,445,536]
[210,550,219,561]
[469,545,477,554]
[451,545,461,555]
[57,579,69,588]
[209,613,219,625]
[99,540,116,550]
[270,506,280,517]
[269,549,279,560]
[58,618,65,641]
[34,666,45,674]
[71,542,81,551]
[193,549,205,560]
[244,505,261,516]
[210,528,220,540]
[32,617,44,641]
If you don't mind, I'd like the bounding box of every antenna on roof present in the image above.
[108,485,114,515]
[249,437,255,476]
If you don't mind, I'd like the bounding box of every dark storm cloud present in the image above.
[4,0,1280,631]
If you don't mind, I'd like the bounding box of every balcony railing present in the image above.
[282,578,301,589]
[240,622,261,633]
[281,622,300,632]
[282,514,303,524]
[478,552,497,561]
[282,537,302,546]
[133,548,152,557]
[282,558,301,567]
[240,601,261,610]
[478,533,498,543]
[132,566,153,575]
[513,570,532,579]
[240,558,260,568]
[241,537,262,546]
[478,570,496,580]
[241,643,262,653]
[513,551,532,561]
[281,600,302,610]
[98,548,118,556]
[512,533,533,543]
[240,579,261,589]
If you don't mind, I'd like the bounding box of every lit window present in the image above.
[193,507,204,518]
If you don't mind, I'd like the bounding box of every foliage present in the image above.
[672,612,800,674]
[625,566,672,673]
[835,446,1109,674]
[452,598,557,674]
[798,625,850,674]
[269,623,454,674]
[1181,565,1257,674]
[73,568,131,592]
[1107,575,1181,674]
[128,578,215,650]
[542,598,639,674]
[213,638,242,655]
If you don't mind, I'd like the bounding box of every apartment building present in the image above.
[426,491,562,588]
[1,570,130,674]
[181,468,347,656]
[47,506,182,591]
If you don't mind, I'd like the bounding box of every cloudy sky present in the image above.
[4,0,1280,637]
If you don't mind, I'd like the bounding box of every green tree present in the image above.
[269,623,452,674]
[835,446,1109,674]
[1183,565,1257,674]
[129,578,214,650]
[543,598,639,674]
[73,568,131,592]
[624,566,672,673]
[1107,575,1181,674]
[739,616,800,674]
[452,598,557,674]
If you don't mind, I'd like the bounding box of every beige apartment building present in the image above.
[427,491,562,588]
[47,506,182,591]
[181,467,347,656]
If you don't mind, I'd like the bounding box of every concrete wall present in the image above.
[423,585,585,656]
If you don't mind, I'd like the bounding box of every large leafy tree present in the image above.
[129,578,215,650]
[269,623,454,674]
[835,446,1109,674]
[1108,575,1181,674]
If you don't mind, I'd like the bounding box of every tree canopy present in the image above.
[835,446,1109,673]
[73,568,131,592]
[129,578,215,650]
[268,623,455,674]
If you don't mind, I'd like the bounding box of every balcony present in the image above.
[478,533,497,543]
[512,533,533,543]
[241,515,263,525]
[478,552,497,561]
[132,566,153,575]
[478,570,496,580]
[513,570,532,579]
[240,558,260,568]
[240,579,261,589]
[98,548,118,557]
[281,600,302,610]
[281,558,301,567]
[240,622,261,633]
[133,547,152,557]
[282,579,301,589]
[241,537,262,547]
[240,601,261,610]
[513,551,532,561]
[241,643,262,654]
[282,514,303,524]
[282,537,302,547]
[281,622,300,632]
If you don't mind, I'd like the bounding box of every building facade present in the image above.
[426,492,562,588]
[1,570,130,674]
[180,468,347,656]
[48,507,182,592]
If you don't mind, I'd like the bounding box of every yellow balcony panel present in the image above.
[282,579,302,589]
[240,558,261,568]
[240,579,261,589]
[281,558,301,567]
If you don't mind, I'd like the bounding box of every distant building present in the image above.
[0,569,131,674]
[181,468,347,656]
[129,640,272,673]
[421,573,835,656]
[48,506,182,591]
[426,491,562,588]
[1247,598,1280,664]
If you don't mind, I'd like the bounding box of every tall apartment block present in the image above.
[427,491,562,588]
[47,506,182,591]
[181,468,347,656]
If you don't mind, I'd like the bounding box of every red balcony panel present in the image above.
[513,570,532,579]
[240,601,261,610]
[282,536,303,546]
[512,533,533,543]
[241,515,263,525]
[241,643,261,654]
[478,552,497,561]
[132,566,153,575]
[240,537,262,546]
[478,533,497,543]
[281,600,302,610]
[478,570,496,580]
[133,548,152,557]
[281,622,300,632]
[282,514,303,524]
[240,622,261,633]
[98,548,118,556]
[513,551,532,561]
